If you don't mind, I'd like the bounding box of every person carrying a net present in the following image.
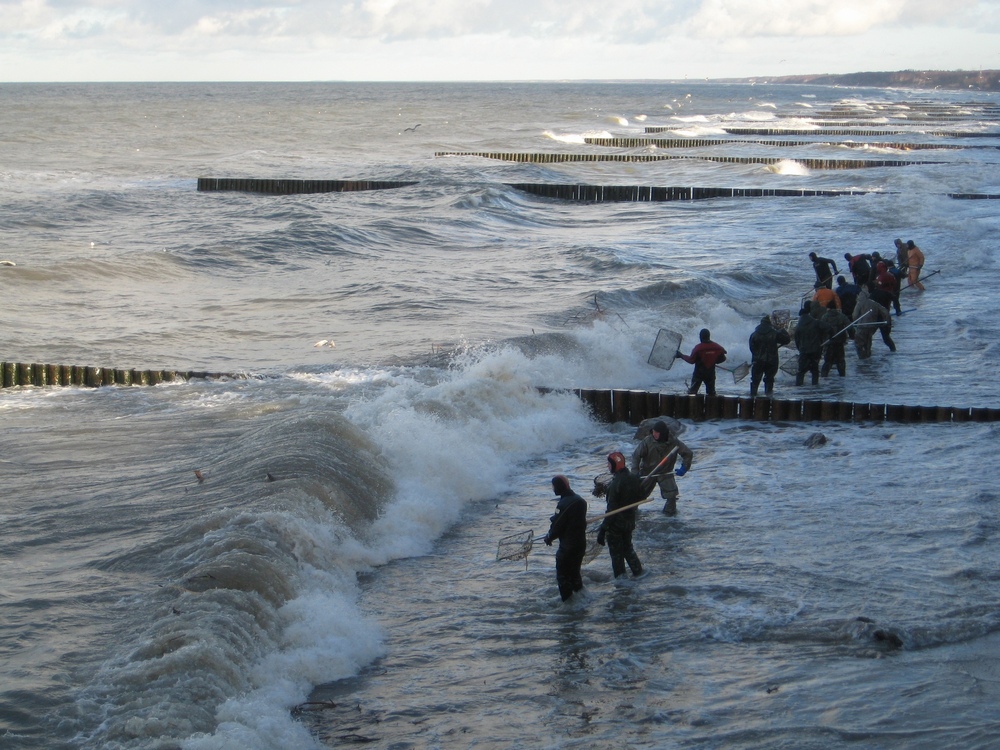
[597,452,644,579]
[631,421,693,516]
[543,475,588,601]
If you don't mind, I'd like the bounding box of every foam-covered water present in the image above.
[1,81,999,749]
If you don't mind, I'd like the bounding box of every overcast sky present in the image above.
[2,0,998,82]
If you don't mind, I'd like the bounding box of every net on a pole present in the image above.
[731,361,751,383]
[592,472,613,497]
[496,530,535,562]
[647,329,683,370]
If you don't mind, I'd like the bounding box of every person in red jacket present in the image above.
[677,328,727,396]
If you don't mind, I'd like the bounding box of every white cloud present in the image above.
[0,0,998,80]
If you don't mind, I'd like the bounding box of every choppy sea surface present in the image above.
[1,81,1000,749]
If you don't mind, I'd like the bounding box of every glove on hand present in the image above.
[675,464,687,477]
[543,536,553,546]
[596,528,606,546]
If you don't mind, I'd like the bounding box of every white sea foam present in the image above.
[767,159,811,176]
[543,130,586,144]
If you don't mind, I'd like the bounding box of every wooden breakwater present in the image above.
[197,178,417,195]
[507,183,874,201]
[574,389,1000,425]
[436,152,936,169]
[1,362,240,388]
[507,183,999,203]
[719,127,1000,138]
[591,136,972,150]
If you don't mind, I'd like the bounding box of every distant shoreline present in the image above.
[728,70,1000,92]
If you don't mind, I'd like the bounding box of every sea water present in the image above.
[1,81,999,749]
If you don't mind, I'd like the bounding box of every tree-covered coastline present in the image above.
[739,70,1000,91]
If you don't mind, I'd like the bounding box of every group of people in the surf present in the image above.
[680,237,929,399]
[791,238,926,387]
[541,237,930,603]
[543,419,693,601]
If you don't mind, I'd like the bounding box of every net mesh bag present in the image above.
[647,329,683,370]
[592,472,613,497]
[496,530,535,562]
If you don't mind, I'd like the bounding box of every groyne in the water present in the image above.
[1,362,240,387]
[569,388,999,425]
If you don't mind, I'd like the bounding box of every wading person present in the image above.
[543,475,588,602]
[794,303,830,386]
[597,452,644,579]
[906,240,926,291]
[631,420,694,516]
[749,313,791,398]
[677,328,727,396]
[820,301,851,377]
[809,252,839,289]
[852,288,896,359]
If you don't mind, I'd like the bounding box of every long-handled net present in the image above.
[719,361,751,384]
[648,329,683,370]
[779,354,798,377]
[496,530,541,563]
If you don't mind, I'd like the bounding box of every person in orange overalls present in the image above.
[906,240,926,291]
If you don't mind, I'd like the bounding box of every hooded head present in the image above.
[761,314,772,326]
[651,420,670,441]
[877,261,887,272]
[809,252,818,260]
[699,328,711,343]
[551,475,571,496]
[894,238,903,248]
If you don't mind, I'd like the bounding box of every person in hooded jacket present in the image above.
[852,288,895,359]
[874,261,903,315]
[835,276,861,322]
[597,452,644,579]
[820,301,852,377]
[794,303,831,386]
[631,420,694,515]
[544,475,588,601]
[677,328,727,396]
[845,252,873,289]
[748,314,792,398]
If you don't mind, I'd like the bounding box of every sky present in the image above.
[1,0,999,82]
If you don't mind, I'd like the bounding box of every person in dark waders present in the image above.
[543,475,588,601]
[597,452,644,579]
[748,314,791,398]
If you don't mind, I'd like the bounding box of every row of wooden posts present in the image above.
[0,362,236,388]
[192,178,999,202]
[197,178,417,195]
[718,127,999,138]
[506,183,873,202]
[575,389,1000,425]
[586,136,966,150]
[436,152,934,169]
